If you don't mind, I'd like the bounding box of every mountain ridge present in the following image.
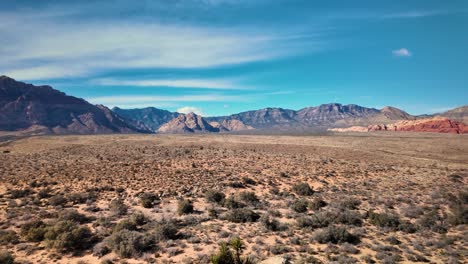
[0,76,466,134]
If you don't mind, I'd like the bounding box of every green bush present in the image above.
[154,222,179,241]
[225,208,260,223]
[210,237,254,264]
[177,199,194,215]
[21,220,47,242]
[368,211,401,230]
[0,230,19,245]
[113,220,138,232]
[205,190,226,204]
[292,199,309,213]
[44,220,94,252]
[107,229,154,258]
[296,215,328,229]
[292,183,314,196]
[0,250,14,264]
[59,209,92,223]
[313,225,359,244]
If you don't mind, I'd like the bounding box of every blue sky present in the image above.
[1,0,467,116]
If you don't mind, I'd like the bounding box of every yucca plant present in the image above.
[210,237,254,264]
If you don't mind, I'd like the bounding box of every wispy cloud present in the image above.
[392,48,412,57]
[0,8,320,81]
[92,78,245,89]
[86,94,244,107]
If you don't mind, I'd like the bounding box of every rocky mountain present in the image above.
[0,76,146,134]
[208,107,299,129]
[112,107,179,131]
[157,112,253,133]
[208,103,416,131]
[437,106,468,123]
[157,112,220,133]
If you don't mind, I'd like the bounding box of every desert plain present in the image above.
[0,133,467,264]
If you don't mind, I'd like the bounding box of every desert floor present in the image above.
[0,133,467,264]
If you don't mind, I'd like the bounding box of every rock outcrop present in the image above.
[332,117,467,134]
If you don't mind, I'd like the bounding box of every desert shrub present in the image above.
[360,255,376,263]
[21,220,47,242]
[260,214,285,232]
[225,208,260,223]
[59,209,92,224]
[68,191,97,204]
[210,237,254,264]
[223,196,245,209]
[269,243,290,254]
[336,197,361,210]
[129,212,148,226]
[44,220,94,252]
[138,193,158,208]
[10,188,30,199]
[109,199,128,216]
[0,250,14,264]
[309,198,327,210]
[113,220,138,232]
[93,242,111,257]
[228,181,245,188]
[37,188,52,199]
[296,215,328,229]
[48,194,68,206]
[154,222,179,241]
[177,199,194,215]
[416,210,448,233]
[243,177,257,185]
[448,204,467,226]
[313,225,359,244]
[296,256,322,264]
[0,230,18,245]
[107,229,154,258]
[237,191,260,206]
[292,199,309,213]
[330,210,363,226]
[368,211,401,230]
[205,190,226,204]
[447,192,467,226]
[292,183,314,196]
[94,217,114,229]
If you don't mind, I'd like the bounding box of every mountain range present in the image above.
[0,76,466,135]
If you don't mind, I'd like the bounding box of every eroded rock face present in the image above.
[367,117,468,134]
[112,107,179,131]
[157,112,220,133]
[0,76,145,134]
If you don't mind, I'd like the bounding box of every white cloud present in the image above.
[93,78,243,89]
[392,48,412,57]
[86,94,243,107]
[177,106,204,115]
[0,10,319,80]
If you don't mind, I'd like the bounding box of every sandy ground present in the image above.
[0,133,466,263]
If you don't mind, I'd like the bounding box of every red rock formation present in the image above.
[368,118,467,134]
